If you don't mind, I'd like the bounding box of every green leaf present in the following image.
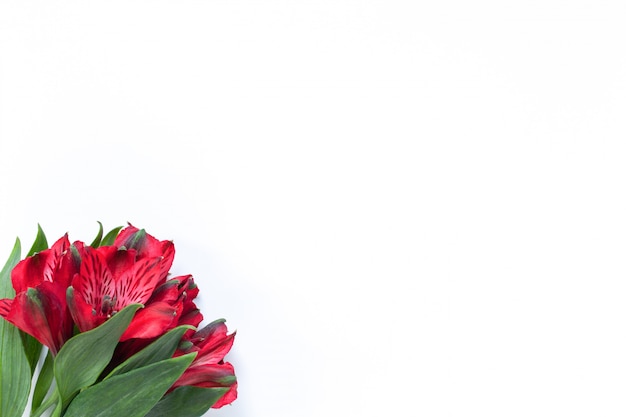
[0,237,21,300]
[30,386,59,417]
[100,226,123,247]
[64,353,196,417]
[32,350,54,410]
[50,389,62,417]
[0,321,28,417]
[54,302,142,406]
[0,238,31,417]
[145,386,229,417]
[90,221,104,247]
[105,325,194,379]
[21,332,43,375]
[26,224,48,257]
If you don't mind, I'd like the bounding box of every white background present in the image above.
[1,1,626,416]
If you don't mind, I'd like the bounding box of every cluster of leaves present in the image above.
[0,224,230,417]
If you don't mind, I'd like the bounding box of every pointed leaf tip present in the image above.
[90,221,104,248]
[27,225,48,257]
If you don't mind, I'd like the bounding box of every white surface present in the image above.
[1,1,626,416]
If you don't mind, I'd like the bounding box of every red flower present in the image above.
[112,274,205,362]
[0,226,181,353]
[172,319,238,408]
[1,224,237,409]
[0,235,77,355]
[67,226,178,341]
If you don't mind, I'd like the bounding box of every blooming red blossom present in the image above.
[172,319,238,408]
[112,273,205,363]
[67,226,178,341]
[0,235,77,355]
[0,224,237,409]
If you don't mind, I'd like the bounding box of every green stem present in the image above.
[30,389,59,417]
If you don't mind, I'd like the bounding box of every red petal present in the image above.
[50,234,71,257]
[114,225,140,248]
[6,286,71,355]
[155,240,175,281]
[114,226,163,259]
[67,287,102,332]
[52,245,80,289]
[11,251,54,293]
[173,362,237,388]
[149,280,180,304]
[212,381,238,408]
[194,332,236,366]
[12,235,73,292]
[193,319,229,342]
[114,226,174,281]
[73,247,114,313]
[120,301,178,341]
[170,363,238,408]
[0,298,13,316]
[98,246,138,278]
[178,308,203,330]
[178,275,199,301]
[114,257,163,307]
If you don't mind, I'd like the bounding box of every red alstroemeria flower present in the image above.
[148,274,203,331]
[67,226,178,341]
[171,319,238,408]
[1,224,238,410]
[0,235,78,355]
[115,225,175,282]
[112,273,205,363]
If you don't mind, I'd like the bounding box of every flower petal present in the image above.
[67,286,102,332]
[149,280,180,304]
[178,308,203,330]
[173,362,237,389]
[0,298,13,316]
[193,332,236,366]
[52,244,81,289]
[11,251,54,293]
[113,224,141,248]
[6,286,70,355]
[212,381,238,408]
[120,301,178,341]
[72,247,114,314]
[98,246,138,278]
[114,226,174,281]
[114,257,163,307]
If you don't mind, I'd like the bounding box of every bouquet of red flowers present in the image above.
[0,223,237,417]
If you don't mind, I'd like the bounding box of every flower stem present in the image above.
[30,389,59,417]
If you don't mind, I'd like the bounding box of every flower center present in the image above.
[101,295,117,318]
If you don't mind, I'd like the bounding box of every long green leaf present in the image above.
[145,386,229,417]
[54,302,142,406]
[50,389,62,417]
[105,325,193,379]
[0,238,21,297]
[90,221,104,247]
[0,239,31,417]
[64,353,196,417]
[30,386,59,417]
[21,332,43,375]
